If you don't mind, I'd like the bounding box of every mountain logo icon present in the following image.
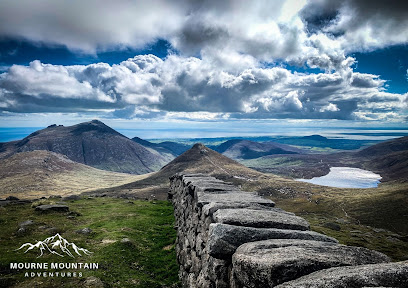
[15,233,92,258]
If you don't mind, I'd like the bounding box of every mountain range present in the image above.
[1,120,407,201]
[0,120,311,175]
[1,122,407,237]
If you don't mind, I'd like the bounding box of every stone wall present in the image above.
[169,174,408,288]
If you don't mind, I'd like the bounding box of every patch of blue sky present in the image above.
[0,38,173,67]
[351,44,408,94]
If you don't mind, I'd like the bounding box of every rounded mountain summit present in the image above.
[0,120,173,174]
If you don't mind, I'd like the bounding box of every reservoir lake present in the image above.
[296,167,382,188]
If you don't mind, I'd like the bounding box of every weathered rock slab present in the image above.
[35,204,69,212]
[232,239,391,287]
[207,223,338,258]
[76,227,93,235]
[275,261,408,288]
[213,208,310,230]
[197,191,275,208]
[203,202,293,217]
[18,220,35,228]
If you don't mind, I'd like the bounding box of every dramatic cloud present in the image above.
[0,0,367,70]
[0,54,405,121]
[0,0,407,122]
[0,1,406,71]
[301,0,408,52]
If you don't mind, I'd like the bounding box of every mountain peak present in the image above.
[71,120,119,136]
[192,143,206,150]
[1,120,172,174]
[89,119,106,126]
[156,142,262,181]
[79,119,109,127]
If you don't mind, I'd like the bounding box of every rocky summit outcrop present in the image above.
[169,174,407,288]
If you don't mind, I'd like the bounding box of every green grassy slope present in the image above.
[0,197,179,288]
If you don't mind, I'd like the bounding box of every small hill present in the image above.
[86,143,265,199]
[357,136,408,157]
[272,135,375,150]
[0,120,172,174]
[132,137,190,156]
[302,135,329,141]
[157,141,191,155]
[0,150,148,199]
[214,139,301,160]
[212,139,243,153]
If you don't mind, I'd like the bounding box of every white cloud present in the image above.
[3,60,113,102]
[1,54,405,122]
[320,103,340,112]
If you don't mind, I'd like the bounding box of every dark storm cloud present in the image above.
[176,17,230,56]
[301,0,408,51]
[344,0,408,23]
[301,0,408,29]
[300,1,341,33]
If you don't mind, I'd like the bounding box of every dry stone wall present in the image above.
[169,174,408,288]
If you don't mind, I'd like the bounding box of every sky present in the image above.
[0,0,407,137]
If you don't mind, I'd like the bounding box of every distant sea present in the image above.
[1,126,408,143]
[0,127,43,142]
